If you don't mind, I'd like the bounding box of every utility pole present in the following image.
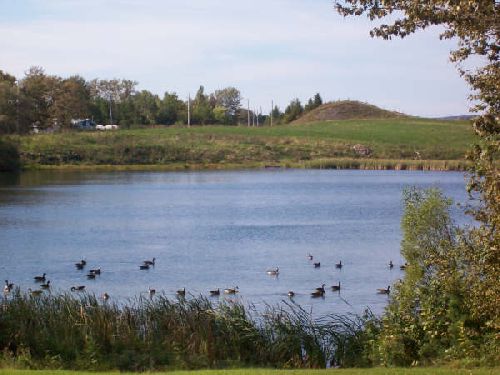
[247,99,250,127]
[187,94,191,127]
[252,108,255,127]
[271,100,273,127]
[109,98,113,125]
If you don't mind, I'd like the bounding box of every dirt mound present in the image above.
[293,100,406,124]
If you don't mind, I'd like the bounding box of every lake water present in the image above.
[0,169,470,317]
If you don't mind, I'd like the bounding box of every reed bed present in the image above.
[0,291,372,371]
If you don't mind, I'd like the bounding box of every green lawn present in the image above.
[14,118,476,170]
[0,368,498,375]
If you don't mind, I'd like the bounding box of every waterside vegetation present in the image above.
[0,292,370,371]
[3,118,475,171]
[0,368,499,375]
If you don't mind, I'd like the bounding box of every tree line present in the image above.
[0,66,322,134]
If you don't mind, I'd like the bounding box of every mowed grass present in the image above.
[17,118,476,170]
[0,368,498,375]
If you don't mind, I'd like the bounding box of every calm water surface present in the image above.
[0,169,470,316]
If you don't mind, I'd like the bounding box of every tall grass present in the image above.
[15,118,476,170]
[0,291,373,371]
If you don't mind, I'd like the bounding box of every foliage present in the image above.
[158,92,186,125]
[0,368,499,375]
[0,137,20,171]
[212,87,241,124]
[371,188,498,366]
[305,93,323,113]
[0,70,18,134]
[284,98,303,123]
[335,0,499,364]
[0,69,251,132]
[0,293,369,371]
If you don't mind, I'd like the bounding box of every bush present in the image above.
[0,138,20,171]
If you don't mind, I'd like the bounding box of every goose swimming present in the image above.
[331,281,341,292]
[4,280,14,293]
[40,280,51,289]
[143,257,156,266]
[29,288,43,297]
[311,289,325,298]
[266,267,279,276]
[224,286,239,295]
[377,286,391,294]
[34,273,46,282]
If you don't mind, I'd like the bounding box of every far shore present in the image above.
[21,158,470,172]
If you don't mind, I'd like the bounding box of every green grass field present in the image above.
[14,118,476,170]
[0,368,498,375]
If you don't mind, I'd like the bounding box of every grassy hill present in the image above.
[293,100,406,124]
[10,117,476,171]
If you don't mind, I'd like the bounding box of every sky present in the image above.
[0,0,475,117]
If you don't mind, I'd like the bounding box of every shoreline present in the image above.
[19,158,470,172]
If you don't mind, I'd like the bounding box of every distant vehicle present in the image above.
[71,118,95,130]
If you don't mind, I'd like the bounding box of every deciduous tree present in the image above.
[335,0,499,355]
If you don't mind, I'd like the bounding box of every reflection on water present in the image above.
[0,169,470,316]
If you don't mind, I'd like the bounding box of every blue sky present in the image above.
[0,0,474,116]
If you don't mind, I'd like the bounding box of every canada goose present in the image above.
[89,268,101,275]
[40,280,51,289]
[331,281,341,292]
[314,262,321,268]
[101,293,110,301]
[266,267,279,276]
[224,286,239,295]
[389,260,394,269]
[335,261,342,269]
[34,273,46,282]
[139,264,150,270]
[307,253,313,260]
[75,260,86,269]
[209,288,220,296]
[400,263,408,270]
[315,284,326,293]
[86,273,96,280]
[311,289,325,298]
[71,285,86,292]
[4,280,14,293]
[377,286,391,294]
[149,288,156,297]
[143,257,156,266]
[288,291,295,297]
[176,288,186,297]
[29,288,43,297]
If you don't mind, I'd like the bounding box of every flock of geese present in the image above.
[266,254,400,298]
[2,257,242,300]
[3,255,407,300]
